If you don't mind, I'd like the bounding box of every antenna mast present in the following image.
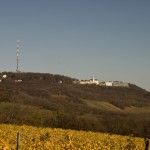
[16,40,20,72]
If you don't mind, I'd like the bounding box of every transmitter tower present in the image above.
[16,40,20,72]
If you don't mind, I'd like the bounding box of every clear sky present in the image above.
[0,0,150,91]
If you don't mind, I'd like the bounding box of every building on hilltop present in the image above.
[103,81,129,87]
[73,77,129,87]
[105,81,113,86]
[112,81,129,87]
[79,77,99,85]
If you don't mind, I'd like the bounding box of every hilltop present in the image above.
[0,72,150,138]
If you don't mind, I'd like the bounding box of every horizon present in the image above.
[0,0,150,91]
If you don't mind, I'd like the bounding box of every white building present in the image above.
[105,81,113,86]
[80,77,99,85]
[2,74,7,79]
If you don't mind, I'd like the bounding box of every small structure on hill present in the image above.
[105,81,113,86]
[112,81,129,87]
[15,79,22,83]
[79,77,99,85]
[2,74,7,79]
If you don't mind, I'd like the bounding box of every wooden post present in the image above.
[145,139,149,150]
[16,132,20,150]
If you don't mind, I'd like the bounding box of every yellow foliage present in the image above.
[0,124,146,150]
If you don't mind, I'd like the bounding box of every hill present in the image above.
[0,72,150,138]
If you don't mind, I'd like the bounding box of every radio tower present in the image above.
[16,40,20,72]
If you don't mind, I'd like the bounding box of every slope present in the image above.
[0,72,150,138]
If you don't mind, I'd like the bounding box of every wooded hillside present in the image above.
[0,72,150,138]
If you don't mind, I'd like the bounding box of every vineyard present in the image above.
[0,124,148,150]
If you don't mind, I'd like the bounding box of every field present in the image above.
[0,124,147,150]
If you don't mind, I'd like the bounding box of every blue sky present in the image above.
[0,0,150,91]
